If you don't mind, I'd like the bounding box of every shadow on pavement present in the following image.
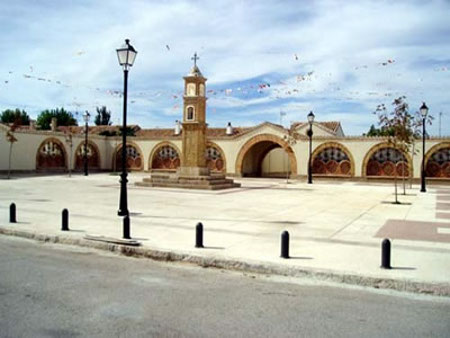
[381,201,412,205]
[392,266,416,271]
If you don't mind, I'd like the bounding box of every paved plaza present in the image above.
[1,173,449,294]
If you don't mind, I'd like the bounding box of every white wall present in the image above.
[1,124,449,180]
[261,148,289,175]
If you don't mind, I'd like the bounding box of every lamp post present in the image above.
[116,39,137,222]
[420,102,429,193]
[307,111,315,184]
[82,111,90,176]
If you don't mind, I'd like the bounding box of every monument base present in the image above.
[136,167,241,190]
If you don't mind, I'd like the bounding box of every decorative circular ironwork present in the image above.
[325,160,338,173]
[396,162,409,177]
[116,145,142,170]
[425,147,450,178]
[366,147,408,177]
[367,160,380,176]
[443,163,450,178]
[312,147,351,176]
[37,140,65,169]
[382,162,395,176]
[339,160,351,175]
[312,159,326,174]
[205,146,224,172]
[75,143,99,169]
[426,161,441,177]
[430,148,450,164]
[151,145,180,170]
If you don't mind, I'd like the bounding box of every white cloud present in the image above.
[1,0,449,135]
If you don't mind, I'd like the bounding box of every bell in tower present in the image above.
[183,52,206,123]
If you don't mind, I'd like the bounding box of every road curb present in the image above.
[1,227,449,297]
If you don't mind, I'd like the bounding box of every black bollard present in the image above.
[280,231,289,259]
[381,238,391,269]
[9,203,17,223]
[123,215,130,239]
[195,222,204,248]
[61,209,69,231]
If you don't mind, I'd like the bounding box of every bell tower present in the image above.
[137,53,240,189]
[180,53,208,175]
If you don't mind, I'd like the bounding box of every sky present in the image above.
[1,0,449,136]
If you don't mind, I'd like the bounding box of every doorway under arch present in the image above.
[235,134,297,177]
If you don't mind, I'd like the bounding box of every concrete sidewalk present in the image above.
[1,173,449,295]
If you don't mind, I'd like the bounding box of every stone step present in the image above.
[137,171,240,190]
[178,178,230,185]
[176,175,225,181]
[142,177,234,186]
[136,181,240,190]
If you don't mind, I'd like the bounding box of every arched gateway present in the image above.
[425,142,450,178]
[36,138,67,171]
[74,141,100,170]
[362,143,412,178]
[311,142,354,176]
[113,143,143,171]
[235,134,297,177]
[150,142,181,171]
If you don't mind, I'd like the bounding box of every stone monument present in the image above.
[137,54,240,190]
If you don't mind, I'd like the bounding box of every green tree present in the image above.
[364,124,395,136]
[98,130,118,137]
[94,106,112,126]
[36,108,77,130]
[119,126,136,136]
[98,127,135,137]
[374,97,416,202]
[0,109,30,125]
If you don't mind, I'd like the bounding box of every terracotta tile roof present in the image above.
[292,121,341,134]
[206,127,253,137]
[9,125,141,135]
[1,123,37,132]
[320,121,341,133]
[1,124,142,135]
[135,128,180,138]
[61,125,141,135]
[133,126,254,138]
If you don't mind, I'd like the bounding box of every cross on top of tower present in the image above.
[191,52,199,67]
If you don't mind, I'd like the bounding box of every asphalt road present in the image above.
[0,236,449,338]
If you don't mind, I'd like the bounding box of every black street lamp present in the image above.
[307,111,315,184]
[82,111,90,176]
[420,102,429,193]
[116,39,137,225]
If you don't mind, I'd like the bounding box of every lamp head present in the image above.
[420,102,428,118]
[83,111,90,123]
[116,39,137,70]
[307,111,315,124]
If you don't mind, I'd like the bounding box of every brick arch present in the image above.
[206,141,227,173]
[112,141,144,171]
[149,141,181,171]
[74,140,101,170]
[36,137,67,171]
[311,142,355,177]
[424,142,450,178]
[235,133,297,176]
[362,142,412,178]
